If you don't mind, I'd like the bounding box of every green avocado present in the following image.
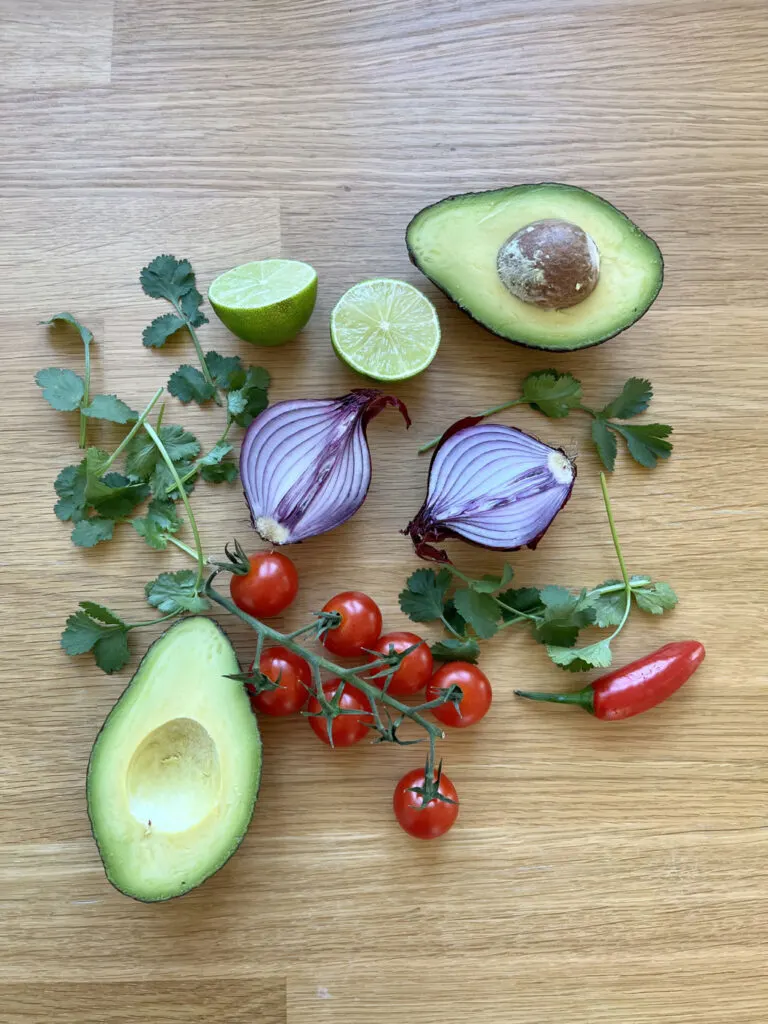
[87,616,261,902]
[406,184,663,351]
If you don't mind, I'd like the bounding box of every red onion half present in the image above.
[405,417,575,561]
[240,389,410,544]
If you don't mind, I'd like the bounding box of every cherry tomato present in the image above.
[426,662,492,728]
[230,551,299,618]
[393,767,459,839]
[367,631,433,697]
[307,681,373,746]
[321,591,382,658]
[249,646,311,717]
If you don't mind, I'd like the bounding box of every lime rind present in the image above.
[331,278,440,382]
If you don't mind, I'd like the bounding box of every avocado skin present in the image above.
[405,183,664,352]
[86,616,261,904]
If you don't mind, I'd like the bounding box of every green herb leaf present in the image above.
[611,423,673,469]
[167,365,217,404]
[205,351,245,390]
[71,517,115,547]
[533,586,595,647]
[145,570,208,614]
[583,581,626,628]
[601,378,653,420]
[125,424,200,480]
[61,610,112,655]
[78,601,126,627]
[452,588,499,639]
[522,370,583,418]
[91,630,132,674]
[90,476,150,520]
[546,638,613,672]
[200,459,238,483]
[142,312,185,348]
[497,586,542,620]
[179,287,208,327]
[40,312,94,346]
[199,442,233,467]
[430,637,481,663]
[35,367,85,411]
[591,418,618,471]
[399,568,452,623]
[132,498,181,550]
[149,460,197,499]
[633,581,678,615]
[470,563,514,593]
[81,394,138,423]
[228,365,271,427]
[54,462,88,521]
[140,255,196,304]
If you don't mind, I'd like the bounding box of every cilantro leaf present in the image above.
[149,460,197,499]
[601,378,653,420]
[142,312,185,349]
[61,610,111,655]
[611,423,673,469]
[470,563,514,593]
[452,588,499,639]
[430,638,480,663]
[399,568,452,622]
[167,365,217,404]
[205,351,244,390]
[40,312,94,346]
[633,581,678,615]
[179,287,208,327]
[532,586,594,647]
[200,459,238,483]
[591,418,618,471]
[90,477,150,520]
[140,255,196,304]
[91,630,131,674]
[497,586,542,620]
[583,582,626,628]
[522,370,583,418]
[442,599,468,637]
[145,570,208,614]
[199,442,233,467]
[61,604,132,674]
[547,638,613,672]
[81,394,138,424]
[228,365,271,427]
[71,517,115,547]
[132,498,181,549]
[125,425,200,480]
[35,367,85,411]
[54,462,87,522]
[78,601,126,627]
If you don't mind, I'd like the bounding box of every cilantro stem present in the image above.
[220,415,234,444]
[126,610,181,631]
[143,421,205,589]
[440,614,465,639]
[167,536,201,561]
[419,397,526,454]
[173,303,220,405]
[102,387,164,473]
[79,333,91,449]
[599,471,633,637]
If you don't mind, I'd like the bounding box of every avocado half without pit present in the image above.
[406,184,663,351]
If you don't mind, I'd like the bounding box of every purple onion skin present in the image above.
[405,416,576,563]
[240,389,410,544]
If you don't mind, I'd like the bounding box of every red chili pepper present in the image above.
[515,641,705,721]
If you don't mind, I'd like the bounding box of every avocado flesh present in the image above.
[406,184,663,351]
[87,616,261,902]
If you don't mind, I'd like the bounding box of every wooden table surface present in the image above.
[2,1,768,1021]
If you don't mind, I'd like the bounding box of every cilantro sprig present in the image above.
[61,602,180,674]
[419,370,673,471]
[399,473,678,672]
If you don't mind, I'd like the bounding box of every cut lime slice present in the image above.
[330,279,440,382]
[208,259,317,346]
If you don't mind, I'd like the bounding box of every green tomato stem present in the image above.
[102,387,164,472]
[143,421,205,589]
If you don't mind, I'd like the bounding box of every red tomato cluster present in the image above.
[230,551,494,839]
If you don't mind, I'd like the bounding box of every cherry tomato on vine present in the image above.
[249,646,311,717]
[307,681,373,746]
[367,631,433,697]
[426,662,492,729]
[230,551,299,618]
[393,767,459,839]
[321,591,382,658]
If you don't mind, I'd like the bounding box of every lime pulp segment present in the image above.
[208,259,316,309]
[330,278,440,381]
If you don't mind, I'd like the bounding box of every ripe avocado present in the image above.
[87,616,261,902]
[406,184,663,351]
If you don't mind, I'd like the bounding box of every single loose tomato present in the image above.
[367,631,432,697]
[249,646,311,717]
[307,680,373,746]
[426,662,492,728]
[321,591,382,658]
[230,551,299,618]
[393,767,459,839]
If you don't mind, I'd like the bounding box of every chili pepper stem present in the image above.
[514,687,594,713]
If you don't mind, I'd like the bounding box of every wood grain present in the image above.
[1,1,768,1021]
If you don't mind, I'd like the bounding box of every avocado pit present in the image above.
[496,219,600,310]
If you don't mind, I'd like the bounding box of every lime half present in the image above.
[330,278,440,381]
[208,259,317,346]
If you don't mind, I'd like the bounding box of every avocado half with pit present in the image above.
[87,617,261,902]
[406,184,663,351]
